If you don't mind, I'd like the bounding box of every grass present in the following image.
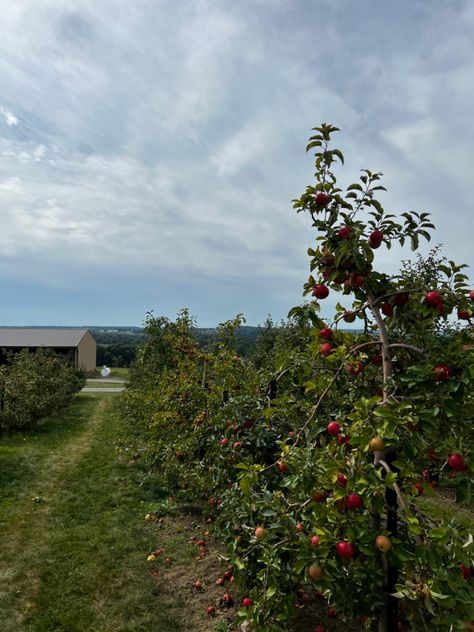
[0,393,205,632]
[84,379,124,389]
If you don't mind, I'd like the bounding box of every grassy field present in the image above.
[0,393,235,632]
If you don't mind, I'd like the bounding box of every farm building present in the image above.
[0,328,96,372]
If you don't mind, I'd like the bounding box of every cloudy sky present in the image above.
[0,0,473,327]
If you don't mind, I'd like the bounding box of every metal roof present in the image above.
[0,328,91,348]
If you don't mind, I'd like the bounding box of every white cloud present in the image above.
[0,105,19,126]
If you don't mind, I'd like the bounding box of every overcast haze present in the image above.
[1,0,473,327]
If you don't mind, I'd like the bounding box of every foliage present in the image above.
[120,125,474,631]
[0,349,85,432]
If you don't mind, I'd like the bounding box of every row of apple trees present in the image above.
[0,349,85,432]
[120,125,474,631]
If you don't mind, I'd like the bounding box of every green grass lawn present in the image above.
[0,394,189,632]
[85,379,125,389]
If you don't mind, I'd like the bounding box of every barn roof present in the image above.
[0,328,91,348]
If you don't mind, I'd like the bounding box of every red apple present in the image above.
[413,483,424,496]
[381,302,393,317]
[311,535,320,547]
[448,453,466,471]
[394,292,409,306]
[337,434,350,445]
[425,290,442,307]
[460,563,472,580]
[327,421,340,436]
[335,541,357,558]
[458,309,471,320]
[320,342,333,357]
[220,438,228,447]
[319,327,333,340]
[296,522,304,533]
[314,625,325,632]
[327,607,337,618]
[338,225,352,240]
[336,473,348,487]
[368,229,383,248]
[345,494,363,510]
[315,192,330,207]
[469,289,474,301]
[311,490,326,503]
[312,284,329,299]
[347,361,364,376]
[207,606,215,615]
[242,597,252,608]
[278,461,288,474]
[343,311,356,323]
[350,274,365,289]
[434,364,452,381]
[371,353,383,366]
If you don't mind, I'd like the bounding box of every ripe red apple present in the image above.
[345,494,363,510]
[343,311,356,323]
[338,225,352,240]
[232,441,242,449]
[327,607,337,618]
[220,438,228,447]
[458,309,471,320]
[469,289,474,301]
[425,290,442,307]
[371,353,383,366]
[209,497,217,506]
[460,563,472,580]
[413,483,424,496]
[315,192,330,207]
[350,274,365,289]
[336,473,348,487]
[320,342,333,357]
[278,461,288,474]
[312,284,329,299]
[394,292,409,306]
[207,606,215,615]
[319,327,333,340]
[368,229,383,248]
[434,364,452,381]
[335,541,357,558]
[314,625,325,632]
[381,302,393,317]
[311,535,320,547]
[448,453,466,471]
[242,597,252,608]
[327,421,340,436]
[311,490,326,503]
[296,522,304,533]
[347,361,364,376]
[337,434,350,445]
[194,580,203,589]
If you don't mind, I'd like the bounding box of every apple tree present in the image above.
[218,125,474,632]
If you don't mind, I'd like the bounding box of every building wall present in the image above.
[77,331,97,372]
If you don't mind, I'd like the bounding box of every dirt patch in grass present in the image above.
[143,511,238,631]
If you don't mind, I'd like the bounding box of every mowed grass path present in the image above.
[0,394,185,632]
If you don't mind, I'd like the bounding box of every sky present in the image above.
[0,0,473,327]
